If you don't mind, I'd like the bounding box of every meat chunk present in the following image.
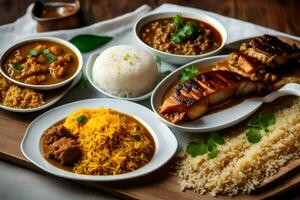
[43,124,81,165]
[47,137,82,165]
[44,124,77,145]
[160,70,257,123]
[240,35,300,67]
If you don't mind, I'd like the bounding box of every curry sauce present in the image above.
[3,41,78,85]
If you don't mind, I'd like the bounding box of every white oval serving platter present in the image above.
[151,55,300,133]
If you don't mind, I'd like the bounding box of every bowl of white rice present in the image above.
[86,45,159,101]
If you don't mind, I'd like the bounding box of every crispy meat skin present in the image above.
[160,70,257,123]
[240,35,300,67]
[44,124,82,165]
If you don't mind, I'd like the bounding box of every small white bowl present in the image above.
[134,11,227,65]
[0,37,83,90]
[86,52,157,102]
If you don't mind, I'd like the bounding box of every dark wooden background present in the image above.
[0,0,299,36]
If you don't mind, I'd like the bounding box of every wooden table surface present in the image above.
[0,0,299,199]
[0,0,299,36]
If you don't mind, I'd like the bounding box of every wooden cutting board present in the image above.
[0,36,300,200]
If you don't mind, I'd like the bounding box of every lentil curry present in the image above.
[3,41,78,85]
[140,14,222,56]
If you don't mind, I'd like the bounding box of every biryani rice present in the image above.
[0,75,44,108]
[176,97,300,196]
[64,108,155,175]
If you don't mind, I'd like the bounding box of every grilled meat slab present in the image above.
[160,70,257,124]
[240,35,300,67]
[215,52,267,81]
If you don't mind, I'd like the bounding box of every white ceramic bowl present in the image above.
[134,11,227,65]
[86,52,158,102]
[21,98,178,181]
[0,37,83,90]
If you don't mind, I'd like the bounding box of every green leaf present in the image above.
[28,49,39,57]
[182,21,196,37]
[247,112,276,137]
[208,147,219,159]
[46,53,56,63]
[172,14,183,31]
[259,113,276,129]
[207,138,216,151]
[133,134,141,141]
[14,63,23,70]
[77,115,87,124]
[209,132,225,145]
[155,56,162,65]
[186,142,208,157]
[246,127,261,143]
[171,31,186,44]
[69,35,113,53]
[42,49,50,55]
[178,65,198,82]
[163,70,173,76]
[79,74,89,88]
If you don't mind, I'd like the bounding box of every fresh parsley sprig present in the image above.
[246,113,276,144]
[178,65,198,82]
[186,132,225,159]
[171,15,202,44]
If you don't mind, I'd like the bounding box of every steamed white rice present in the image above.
[93,45,159,97]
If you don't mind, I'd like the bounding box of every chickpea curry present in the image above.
[140,14,222,56]
[3,41,78,85]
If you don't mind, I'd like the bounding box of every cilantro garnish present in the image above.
[28,49,39,57]
[79,74,89,88]
[46,53,56,63]
[155,56,162,66]
[246,113,276,143]
[178,65,198,82]
[172,14,183,31]
[171,15,202,44]
[186,142,208,157]
[14,63,23,70]
[163,70,173,76]
[133,134,141,141]
[42,49,50,55]
[186,132,224,159]
[77,115,87,124]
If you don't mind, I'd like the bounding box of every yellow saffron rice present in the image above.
[64,108,155,175]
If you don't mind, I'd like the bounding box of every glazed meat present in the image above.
[240,35,300,67]
[43,124,82,165]
[160,70,257,123]
[215,52,267,81]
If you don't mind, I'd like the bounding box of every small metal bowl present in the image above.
[32,0,81,32]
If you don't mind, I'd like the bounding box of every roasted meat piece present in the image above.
[240,35,300,67]
[47,137,82,165]
[43,124,82,165]
[160,70,257,123]
[215,52,267,81]
[44,124,77,145]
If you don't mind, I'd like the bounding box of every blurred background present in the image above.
[0,0,299,35]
